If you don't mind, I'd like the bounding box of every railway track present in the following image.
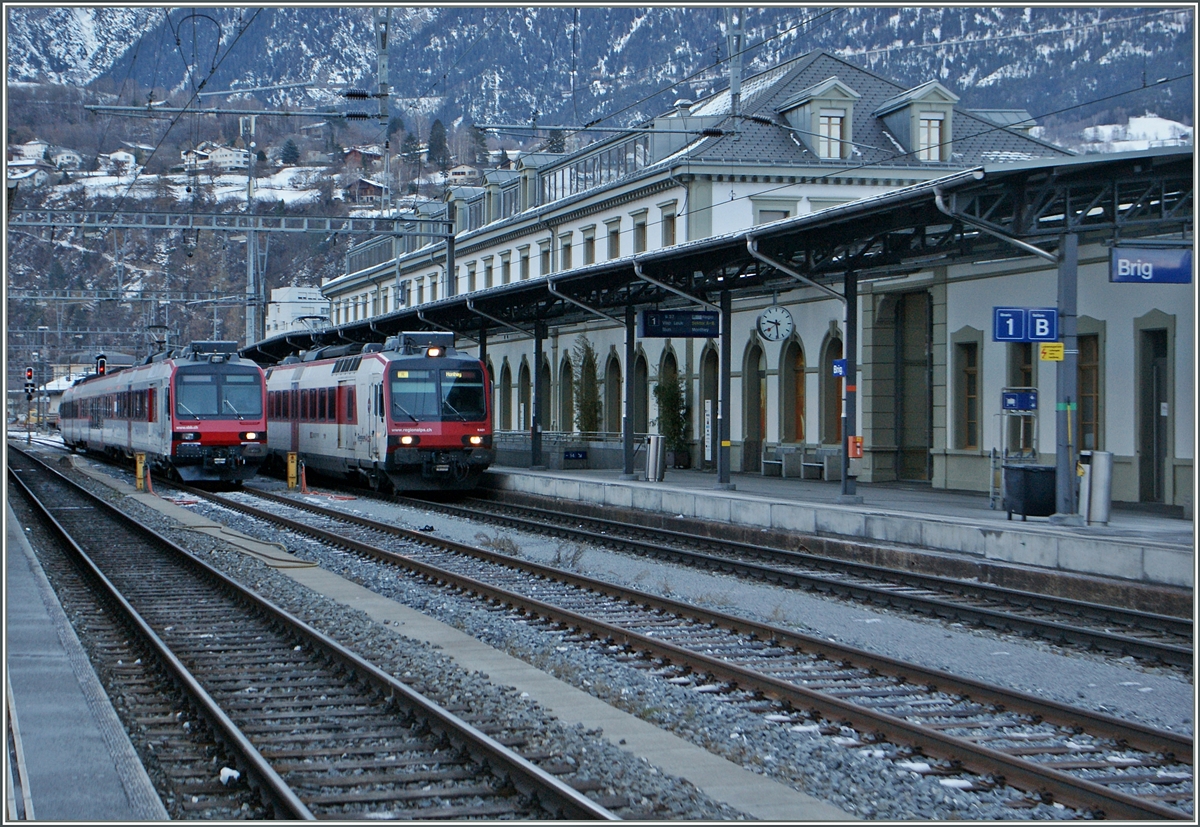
[7,446,616,821]
[184,482,1194,819]
[396,492,1193,670]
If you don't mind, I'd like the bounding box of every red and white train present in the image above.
[59,341,268,484]
[264,332,494,491]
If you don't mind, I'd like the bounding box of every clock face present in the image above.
[757,306,794,341]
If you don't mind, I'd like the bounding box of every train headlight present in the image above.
[426,346,443,357]
[241,432,259,441]
[468,435,483,446]
[400,435,419,445]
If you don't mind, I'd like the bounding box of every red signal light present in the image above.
[25,366,33,381]
[96,355,107,376]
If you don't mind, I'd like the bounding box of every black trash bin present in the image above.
[1002,464,1056,520]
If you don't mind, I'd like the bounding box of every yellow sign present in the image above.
[1039,342,1064,361]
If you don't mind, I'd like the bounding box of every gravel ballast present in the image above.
[30,452,1196,820]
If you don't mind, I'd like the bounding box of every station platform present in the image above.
[481,465,1196,596]
[5,502,168,821]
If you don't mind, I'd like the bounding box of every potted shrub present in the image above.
[653,375,690,468]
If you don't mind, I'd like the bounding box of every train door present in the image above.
[290,384,300,454]
[368,380,384,460]
[337,381,355,453]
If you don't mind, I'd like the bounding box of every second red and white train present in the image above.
[263,332,495,492]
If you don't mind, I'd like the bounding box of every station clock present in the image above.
[756,306,794,341]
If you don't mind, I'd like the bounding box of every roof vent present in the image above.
[674,99,693,116]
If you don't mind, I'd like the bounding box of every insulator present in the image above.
[343,88,371,99]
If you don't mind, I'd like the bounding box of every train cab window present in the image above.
[391,369,439,421]
[441,369,486,421]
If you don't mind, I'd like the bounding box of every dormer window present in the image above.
[874,81,959,163]
[818,109,846,159]
[777,77,861,161]
[917,112,944,161]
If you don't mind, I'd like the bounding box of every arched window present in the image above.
[781,340,805,443]
[538,359,552,429]
[518,362,531,430]
[633,352,649,433]
[559,357,574,432]
[604,355,622,434]
[499,362,513,430]
[743,343,766,471]
[821,337,843,445]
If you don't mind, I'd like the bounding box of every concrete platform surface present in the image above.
[482,465,1195,590]
[5,503,168,821]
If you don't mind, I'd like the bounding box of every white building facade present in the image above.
[313,50,1192,513]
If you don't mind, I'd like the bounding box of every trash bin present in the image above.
[1079,450,1113,526]
[1003,464,1056,521]
[646,434,666,482]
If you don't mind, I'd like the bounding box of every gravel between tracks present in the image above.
[43,456,1196,820]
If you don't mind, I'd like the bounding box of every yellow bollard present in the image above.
[135,452,146,491]
[287,452,298,490]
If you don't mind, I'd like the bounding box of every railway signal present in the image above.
[25,366,33,382]
[96,354,106,376]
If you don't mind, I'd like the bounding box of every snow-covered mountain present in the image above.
[6,6,1193,130]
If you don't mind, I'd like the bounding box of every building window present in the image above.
[632,212,647,253]
[661,211,676,247]
[539,242,552,276]
[918,112,944,162]
[500,254,511,284]
[758,209,789,225]
[818,109,845,159]
[416,279,425,304]
[606,220,621,259]
[484,259,494,289]
[582,229,596,264]
[958,342,979,449]
[1078,334,1100,450]
[429,276,438,302]
[467,264,477,293]
[519,249,530,280]
[560,235,572,270]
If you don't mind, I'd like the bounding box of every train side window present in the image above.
[317,388,326,421]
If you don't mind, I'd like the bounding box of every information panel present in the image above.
[639,310,719,338]
[993,306,1058,342]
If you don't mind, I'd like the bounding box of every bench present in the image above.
[800,445,842,480]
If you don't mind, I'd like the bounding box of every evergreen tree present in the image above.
[281,138,301,165]
[469,124,489,165]
[427,119,450,171]
[545,131,565,153]
[497,147,512,169]
[572,336,601,434]
[387,115,405,139]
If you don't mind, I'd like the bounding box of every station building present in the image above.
[299,50,1192,515]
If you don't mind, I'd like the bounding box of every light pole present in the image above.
[37,326,49,431]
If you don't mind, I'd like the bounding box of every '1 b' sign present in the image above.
[993,307,1058,342]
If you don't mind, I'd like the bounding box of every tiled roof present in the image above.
[679,50,1071,169]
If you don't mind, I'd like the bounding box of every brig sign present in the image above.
[1110,247,1192,284]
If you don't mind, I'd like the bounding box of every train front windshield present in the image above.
[391,368,486,422]
[175,369,264,419]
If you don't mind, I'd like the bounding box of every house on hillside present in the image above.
[100,150,137,176]
[448,164,481,184]
[50,148,83,169]
[180,141,250,171]
[344,177,387,205]
[343,145,383,169]
[7,159,50,188]
[10,139,48,161]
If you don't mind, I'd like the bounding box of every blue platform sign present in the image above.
[993,307,1058,342]
[832,359,847,377]
[1002,390,1038,411]
[639,310,720,338]
[1110,247,1193,284]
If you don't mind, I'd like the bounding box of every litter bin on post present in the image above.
[1002,464,1056,521]
[646,434,666,482]
[1078,450,1113,525]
